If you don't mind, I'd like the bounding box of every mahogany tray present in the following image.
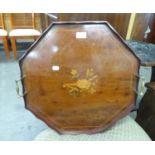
[18,21,140,134]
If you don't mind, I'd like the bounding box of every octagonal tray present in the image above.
[18,21,140,134]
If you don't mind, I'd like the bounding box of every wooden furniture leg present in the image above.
[2,37,10,59]
[34,36,39,41]
[10,37,17,59]
[136,82,155,140]
[151,66,155,81]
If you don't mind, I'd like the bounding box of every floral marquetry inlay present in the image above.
[63,68,98,96]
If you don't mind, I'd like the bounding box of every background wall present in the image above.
[42,13,131,39]
[42,13,155,43]
[2,13,155,43]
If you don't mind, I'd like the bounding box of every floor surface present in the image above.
[0,42,48,140]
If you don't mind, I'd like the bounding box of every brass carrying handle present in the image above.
[135,74,145,96]
[15,76,26,98]
[139,76,145,96]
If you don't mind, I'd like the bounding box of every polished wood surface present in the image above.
[148,19,155,44]
[0,13,5,29]
[130,13,155,43]
[43,13,131,39]
[136,82,155,140]
[146,82,155,90]
[0,13,9,59]
[19,22,139,134]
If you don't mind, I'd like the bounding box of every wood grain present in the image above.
[9,13,40,59]
[19,22,139,134]
[43,13,131,39]
[130,13,155,42]
[10,13,35,29]
[0,13,10,59]
[136,82,155,140]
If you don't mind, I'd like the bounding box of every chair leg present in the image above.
[2,37,10,60]
[34,36,39,41]
[10,37,17,59]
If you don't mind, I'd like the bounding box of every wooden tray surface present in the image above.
[19,22,140,134]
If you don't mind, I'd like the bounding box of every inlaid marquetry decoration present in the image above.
[19,22,140,134]
[63,68,98,96]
